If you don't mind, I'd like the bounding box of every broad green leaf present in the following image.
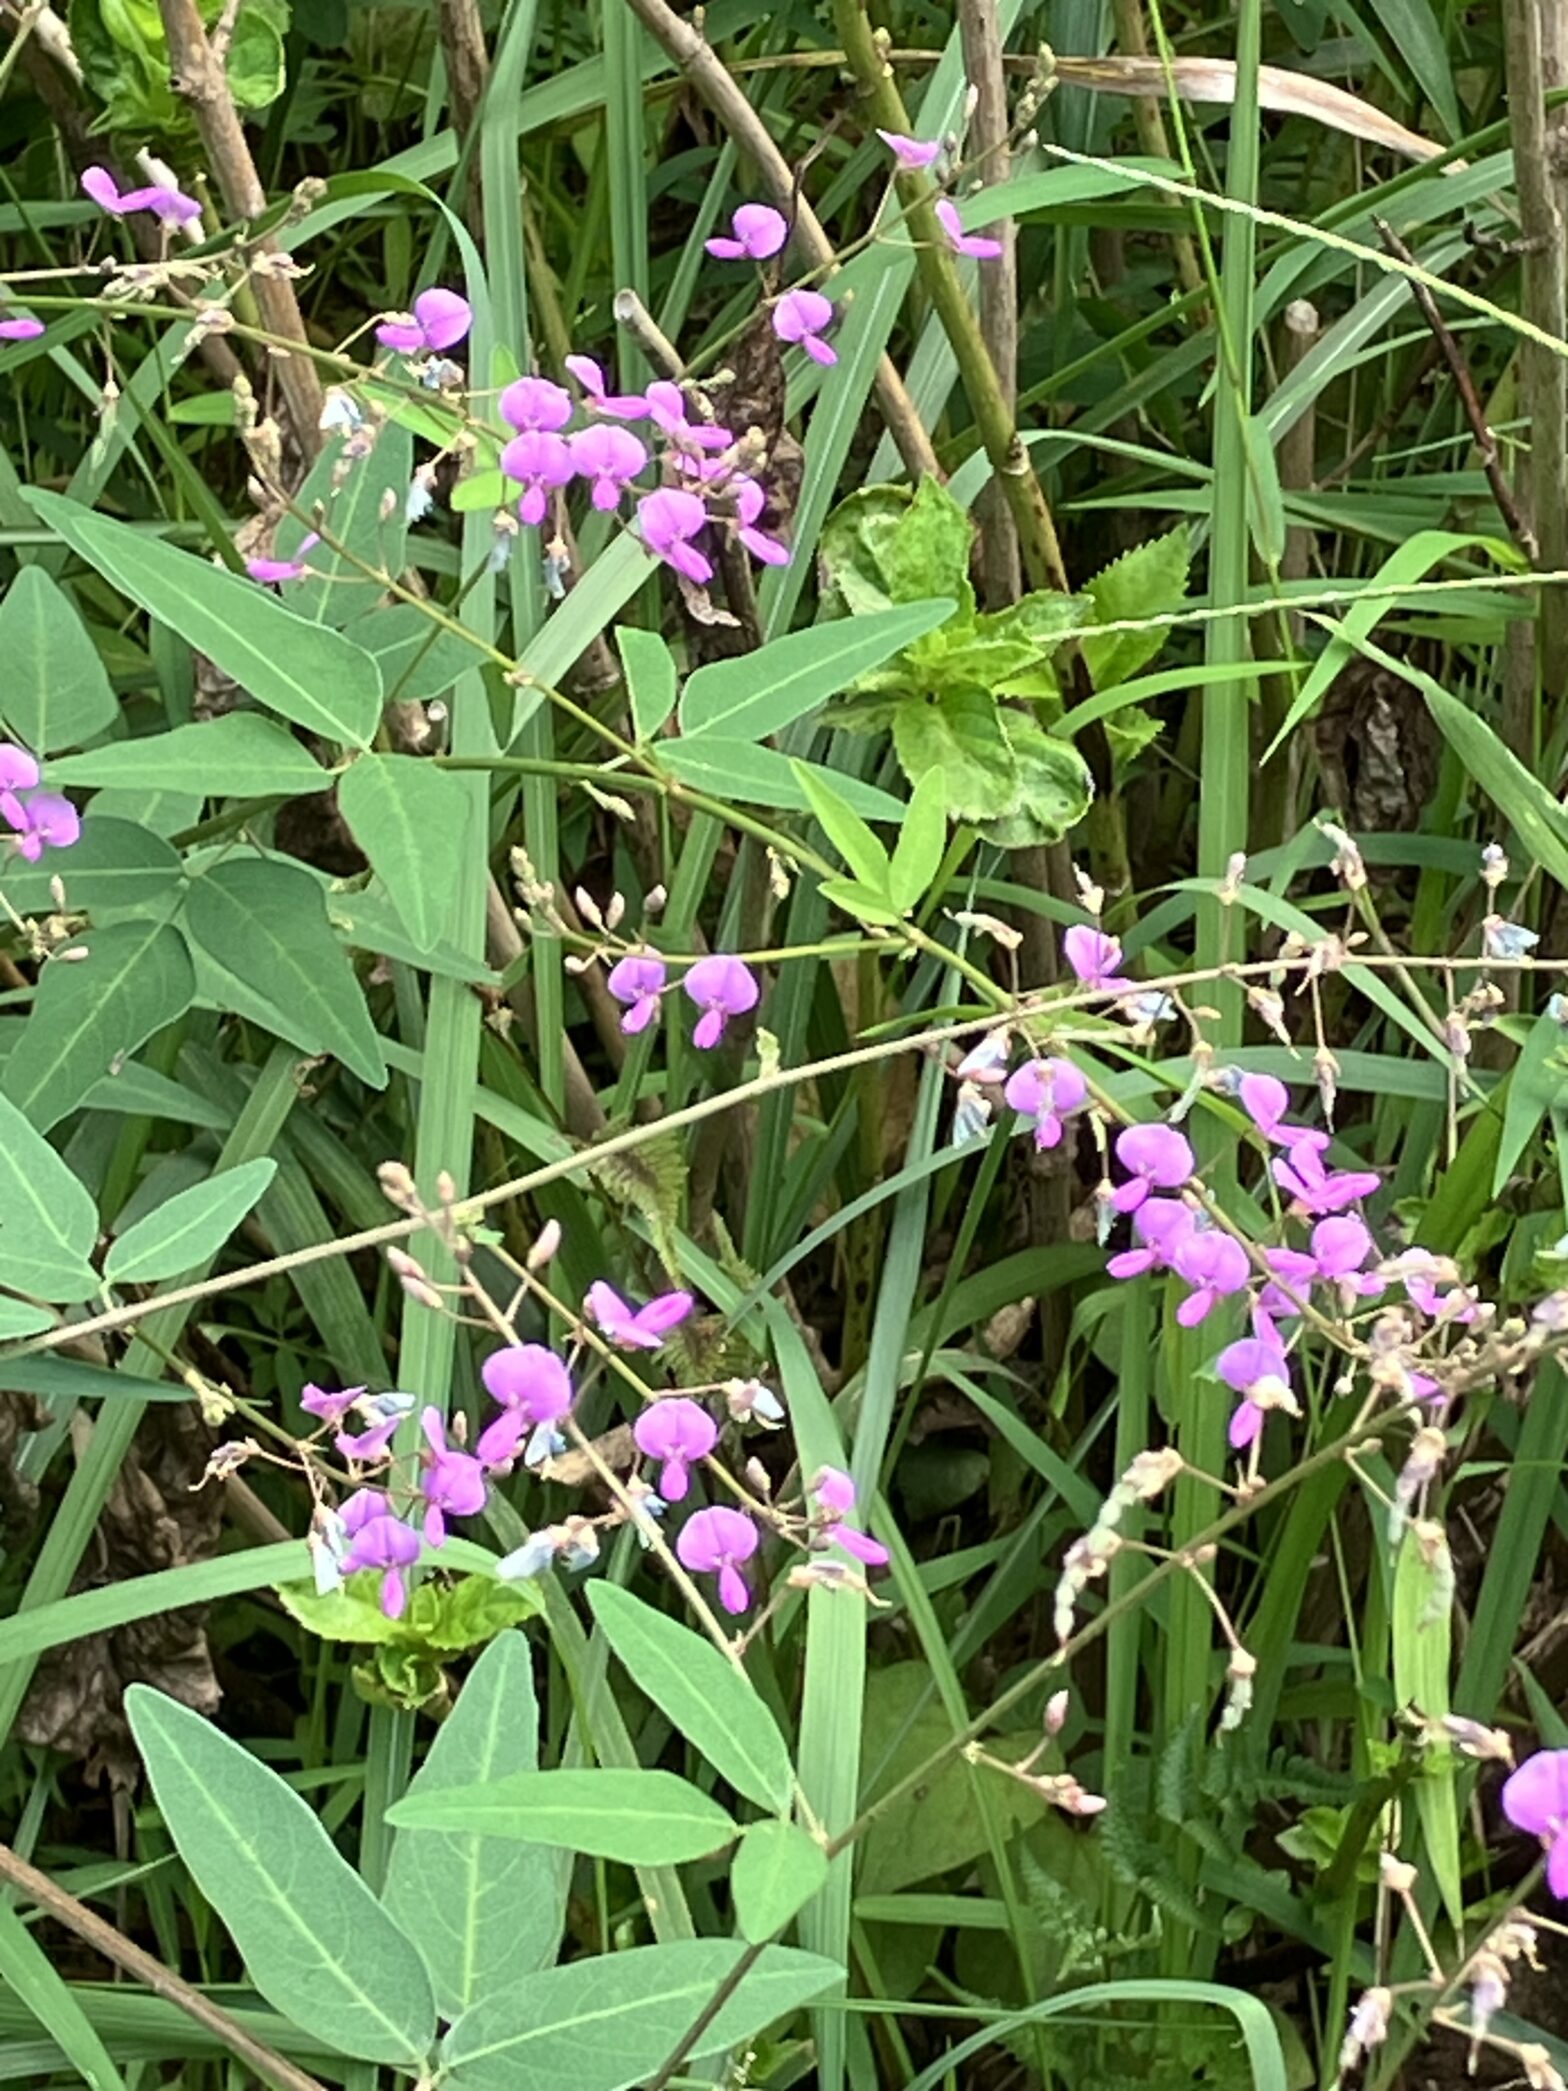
[0,565,118,752]
[587,1582,793,1812]
[731,1821,830,1944]
[26,490,383,747]
[329,889,497,986]
[818,876,906,927]
[384,1633,565,2018]
[888,767,947,914]
[342,602,481,706]
[90,786,204,836]
[438,1940,843,2091]
[1081,526,1191,692]
[277,1576,407,1644]
[679,600,956,742]
[618,625,678,741]
[339,753,471,954]
[1496,1013,1568,1196]
[0,1297,57,1338]
[0,1091,100,1301]
[104,1157,277,1284]
[3,919,194,1133]
[891,686,1019,820]
[980,719,1095,849]
[417,1573,540,1651]
[387,1766,737,1865]
[1391,1526,1463,1930]
[48,714,329,798]
[879,478,974,604]
[278,421,414,627]
[657,737,906,821]
[184,859,388,1088]
[793,763,890,889]
[817,485,907,616]
[1,817,182,914]
[125,1686,437,2066]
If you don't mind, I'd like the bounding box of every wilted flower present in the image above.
[81,164,201,226]
[724,1377,785,1426]
[1339,1987,1392,2075]
[812,1465,889,1567]
[683,954,759,1048]
[771,288,837,366]
[933,196,1003,260]
[705,203,788,261]
[633,1398,717,1501]
[246,531,320,586]
[1501,1748,1568,1899]
[588,1281,694,1350]
[376,288,472,354]
[1003,1056,1088,1151]
[676,1504,761,1614]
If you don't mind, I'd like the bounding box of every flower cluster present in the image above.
[606,950,760,1048]
[0,742,80,861]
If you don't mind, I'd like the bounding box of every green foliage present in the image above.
[72,0,289,131]
[104,1155,276,1282]
[388,1767,739,1865]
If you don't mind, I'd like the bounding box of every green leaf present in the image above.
[792,763,890,888]
[1,817,183,914]
[0,1091,100,1301]
[817,485,907,615]
[387,1766,737,1865]
[47,713,329,798]
[891,686,1019,820]
[276,1576,406,1644]
[888,767,947,914]
[679,601,956,742]
[979,719,1095,849]
[184,859,388,1088]
[278,422,414,627]
[342,602,480,706]
[125,1686,437,2066]
[384,1633,565,2018]
[0,565,118,752]
[1391,1526,1463,1930]
[1244,414,1287,569]
[618,626,678,741]
[817,877,907,927]
[1496,1013,1568,1195]
[587,1582,793,1812]
[26,490,383,748]
[1081,526,1191,691]
[731,1821,830,1944]
[438,1940,843,2091]
[104,1156,277,1284]
[0,1297,57,1338]
[656,737,906,821]
[417,1573,540,1652]
[3,919,194,1133]
[880,478,975,604]
[338,753,471,954]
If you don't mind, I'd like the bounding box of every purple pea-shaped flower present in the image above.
[633,1397,717,1502]
[607,953,667,1034]
[683,954,759,1049]
[588,1281,694,1350]
[1501,1748,1568,1899]
[1112,1123,1195,1213]
[706,203,788,261]
[1003,1056,1087,1151]
[676,1504,760,1614]
[376,288,473,354]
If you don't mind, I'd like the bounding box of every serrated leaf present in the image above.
[1082,526,1191,691]
[104,1157,277,1284]
[3,919,194,1133]
[384,1634,565,2018]
[618,626,678,741]
[47,714,329,798]
[277,422,414,627]
[891,686,1019,820]
[1,818,182,914]
[587,1583,793,1812]
[731,1821,829,1944]
[125,1686,436,2066]
[277,1577,407,1644]
[980,719,1094,849]
[679,601,956,742]
[387,1767,737,1865]
[0,1091,99,1302]
[184,859,388,1088]
[0,565,118,753]
[793,762,890,888]
[888,766,947,913]
[26,490,383,747]
[657,737,906,821]
[339,753,471,954]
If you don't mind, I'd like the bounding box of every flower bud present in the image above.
[1044,1688,1070,1736]
[527,1218,562,1270]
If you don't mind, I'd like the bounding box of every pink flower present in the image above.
[0,316,43,342]
[4,791,80,861]
[301,1383,365,1425]
[1003,1056,1087,1150]
[340,1496,421,1619]
[607,953,667,1034]
[1272,1139,1380,1216]
[376,288,473,354]
[1234,1071,1329,1154]
[772,288,837,367]
[644,382,734,452]
[246,531,319,586]
[1309,1216,1383,1294]
[564,354,650,419]
[481,1343,573,1421]
[1500,1749,1568,1899]
[1171,1227,1251,1327]
[1112,1123,1195,1214]
[417,1406,487,1546]
[81,165,201,226]
[568,423,648,510]
[499,375,573,432]
[705,203,788,262]
[683,953,759,1048]
[676,1504,760,1613]
[731,475,789,566]
[876,129,942,170]
[934,197,1003,261]
[1063,924,1123,988]
[813,1466,889,1567]
[638,487,712,583]
[1106,1195,1194,1279]
[633,1398,717,1501]
[588,1281,694,1350]
[501,430,574,526]
[1216,1336,1297,1451]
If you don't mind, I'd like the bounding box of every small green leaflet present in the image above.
[1391,1525,1463,1931]
[387,1766,737,1865]
[792,763,889,889]
[339,753,471,954]
[678,599,956,741]
[888,768,947,913]
[125,1687,436,2066]
[26,489,384,748]
[0,1297,57,1339]
[47,713,329,799]
[656,738,906,821]
[0,1095,100,1300]
[0,564,118,753]
[618,626,678,741]
[104,1157,278,1285]
[731,1821,830,1944]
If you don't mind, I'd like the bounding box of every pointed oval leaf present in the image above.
[387,1766,736,1865]
[125,1686,437,2067]
[383,1632,565,2017]
[26,490,382,747]
[338,753,471,954]
[587,1583,792,1812]
[3,920,194,1133]
[184,859,388,1088]
[104,1157,278,1285]
[47,714,329,798]
[618,626,678,742]
[439,1940,843,2091]
[0,1092,100,1302]
[732,1820,830,1944]
[793,763,891,889]
[341,603,479,706]
[679,600,956,741]
[887,766,947,913]
[1,818,182,915]
[0,565,119,753]
[0,1296,57,1339]
[658,738,906,821]
[278,421,414,627]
